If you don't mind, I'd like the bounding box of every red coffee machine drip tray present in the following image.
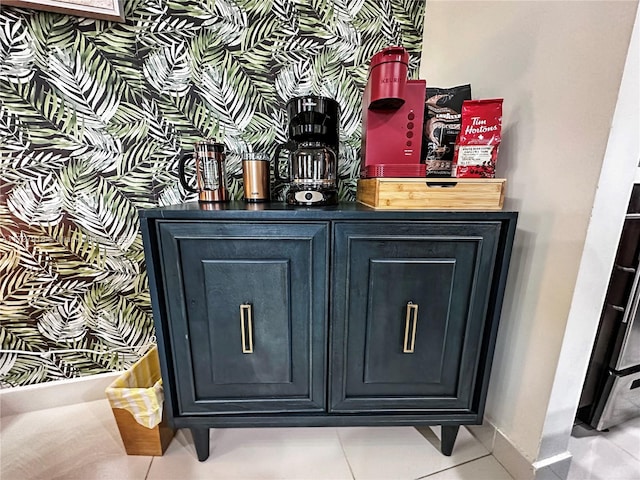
[361,164,427,178]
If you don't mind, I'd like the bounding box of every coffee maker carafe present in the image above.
[275,96,340,206]
[179,139,229,203]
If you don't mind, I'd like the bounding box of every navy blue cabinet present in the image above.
[140,202,517,462]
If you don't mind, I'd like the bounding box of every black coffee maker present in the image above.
[275,96,340,206]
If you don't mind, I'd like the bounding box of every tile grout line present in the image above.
[571,422,640,469]
[598,432,640,465]
[144,456,155,480]
[599,420,640,463]
[335,428,356,480]
[413,453,495,480]
[567,434,640,480]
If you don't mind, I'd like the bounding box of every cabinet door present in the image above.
[158,221,328,415]
[330,221,500,413]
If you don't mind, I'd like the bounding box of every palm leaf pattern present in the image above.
[0,0,425,387]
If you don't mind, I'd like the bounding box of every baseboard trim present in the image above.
[533,451,573,480]
[0,371,122,417]
[467,422,497,452]
[492,426,536,480]
[468,420,572,480]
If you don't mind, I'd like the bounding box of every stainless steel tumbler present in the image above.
[242,153,270,202]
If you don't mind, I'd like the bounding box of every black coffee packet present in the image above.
[422,84,472,177]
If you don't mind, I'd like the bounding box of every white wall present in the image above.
[538,4,640,467]
[420,0,638,462]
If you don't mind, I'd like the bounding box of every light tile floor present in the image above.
[0,399,513,480]
[567,417,640,480]
[5,396,639,480]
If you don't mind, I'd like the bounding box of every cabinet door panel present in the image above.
[158,222,328,415]
[331,222,500,413]
[364,258,457,386]
[202,259,291,386]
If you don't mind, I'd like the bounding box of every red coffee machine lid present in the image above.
[366,46,410,110]
[369,46,409,70]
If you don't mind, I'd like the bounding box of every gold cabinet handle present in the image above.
[240,303,253,354]
[403,302,418,353]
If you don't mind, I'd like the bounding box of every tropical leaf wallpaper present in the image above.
[0,0,425,387]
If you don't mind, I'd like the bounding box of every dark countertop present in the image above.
[139,201,518,221]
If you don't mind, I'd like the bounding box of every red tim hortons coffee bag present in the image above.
[452,99,503,178]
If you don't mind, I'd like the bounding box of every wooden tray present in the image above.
[357,178,505,210]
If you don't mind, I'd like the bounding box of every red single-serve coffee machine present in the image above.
[360,46,427,178]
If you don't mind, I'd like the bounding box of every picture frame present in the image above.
[3,0,125,22]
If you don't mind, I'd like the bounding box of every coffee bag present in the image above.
[452,99,503,178]
[422,84,472,177]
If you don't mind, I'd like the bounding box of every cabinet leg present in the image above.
[441,425,460,456]
[190,427,210,462]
